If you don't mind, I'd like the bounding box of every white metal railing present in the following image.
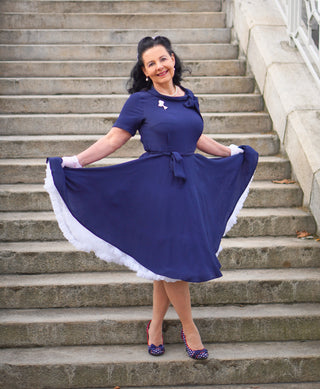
[275,0,320,88]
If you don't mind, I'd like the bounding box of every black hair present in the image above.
[127,36,189,94]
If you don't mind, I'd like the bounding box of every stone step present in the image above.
[0,133,279,158]
[0,93,264,114]
[1,269,320,308]
[76,385,320,389]
[1,1,318,388]
[2,237,319,275]
[0,78,256,96]
[0,0,221,14]
[0,59,246,77]
[0,112,272,135]
[0,28,230,44]
[0,12,226,30]
[0,42,236,61]
[120,385,320,389]
[0,155,289,184]
[224,208,316,238]
[1,341,319,387]
[1,304,319,348]
[0,181,303,212]
[0,208,316,242]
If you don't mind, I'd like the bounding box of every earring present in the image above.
[146,76,149,82]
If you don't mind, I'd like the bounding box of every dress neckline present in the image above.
[148,85,188,101]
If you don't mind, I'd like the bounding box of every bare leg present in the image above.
[148,280,170,346]
[163,281,204,350]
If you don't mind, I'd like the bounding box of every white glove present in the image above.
[61,155,82,168]
[228,144,244,156]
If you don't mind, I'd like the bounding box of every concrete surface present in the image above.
[0,341,319,388]
[232,0,320,233]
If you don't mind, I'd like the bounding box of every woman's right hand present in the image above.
[61,155,82,168]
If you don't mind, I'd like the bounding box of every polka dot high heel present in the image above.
[181,329,208,360]
[146,320,165,356]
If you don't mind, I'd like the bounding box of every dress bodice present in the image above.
[114,86,204,154]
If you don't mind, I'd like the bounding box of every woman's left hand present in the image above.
[228,144,244,156]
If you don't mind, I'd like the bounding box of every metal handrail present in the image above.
[275,0,320,88]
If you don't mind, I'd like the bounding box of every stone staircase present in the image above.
[0,0,320,388]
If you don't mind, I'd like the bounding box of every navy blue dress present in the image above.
[45,87,258,282]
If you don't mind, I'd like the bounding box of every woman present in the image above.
[45,36,258,360]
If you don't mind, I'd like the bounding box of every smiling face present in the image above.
[142,45,176,89]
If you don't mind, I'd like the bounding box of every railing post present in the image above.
[288,0,301,47]
[275,0,320,87]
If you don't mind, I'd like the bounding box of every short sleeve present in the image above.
[113,93,144,136]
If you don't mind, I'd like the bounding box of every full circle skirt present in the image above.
[45,146,258,282]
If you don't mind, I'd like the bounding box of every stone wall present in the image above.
[230,0,320,233]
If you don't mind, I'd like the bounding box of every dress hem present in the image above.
[44,160,252,282]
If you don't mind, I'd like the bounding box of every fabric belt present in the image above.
[145,151,194,181]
